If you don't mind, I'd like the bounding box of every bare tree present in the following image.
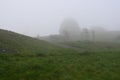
[91,30,96,43]
[82,28,89,42]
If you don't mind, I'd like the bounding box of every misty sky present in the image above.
[0,0,120,36]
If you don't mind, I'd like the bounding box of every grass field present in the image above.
[59,41,120,52]
[0,29,120,80]
[0,51,120,80]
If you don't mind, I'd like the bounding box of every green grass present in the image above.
[0,29,120,80]
[0,29,75,55]
[0,51,120,80]
[60,41,120,52]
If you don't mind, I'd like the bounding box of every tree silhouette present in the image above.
[59,18,80,41]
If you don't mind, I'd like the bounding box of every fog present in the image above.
[0,0,120,37]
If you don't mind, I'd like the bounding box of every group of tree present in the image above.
[59,18,108,42]
[37,18,120,43]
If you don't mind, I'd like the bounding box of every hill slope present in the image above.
[0,29,74,55]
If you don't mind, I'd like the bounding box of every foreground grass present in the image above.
[0,51,120,80]
[0,29,120,80]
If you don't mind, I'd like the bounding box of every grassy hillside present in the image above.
[0,29,120,80]
[0,29,74,55]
